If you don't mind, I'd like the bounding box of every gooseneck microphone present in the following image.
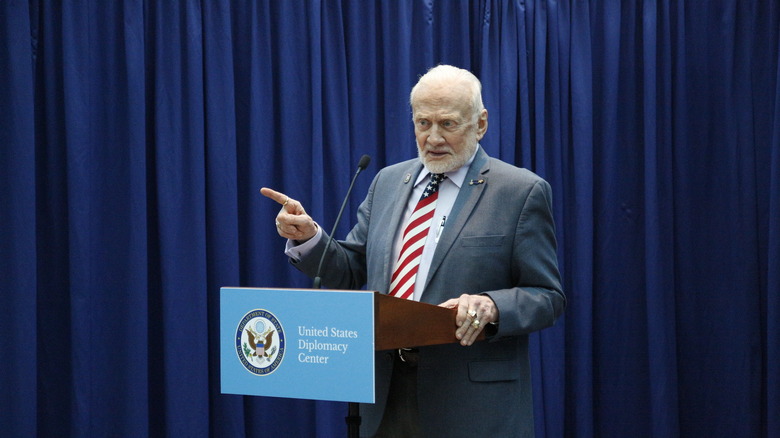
[312,154,371,289]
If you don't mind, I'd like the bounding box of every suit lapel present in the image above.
[422,148,491,300]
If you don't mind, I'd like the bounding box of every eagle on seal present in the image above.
[246,328,274,360]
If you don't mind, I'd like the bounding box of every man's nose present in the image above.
[428,126,446,145]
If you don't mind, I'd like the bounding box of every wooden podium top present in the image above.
[373,293,484,351]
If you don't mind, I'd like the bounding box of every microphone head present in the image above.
[358,154,371,170]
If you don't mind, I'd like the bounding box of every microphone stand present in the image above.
[311,155,370,438]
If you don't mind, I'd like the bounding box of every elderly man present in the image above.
[261,65,565,438]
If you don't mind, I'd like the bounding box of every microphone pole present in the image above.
[310,155,370,438]
[312,154,370,289]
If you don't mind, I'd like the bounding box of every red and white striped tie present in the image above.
[389,173,446,299]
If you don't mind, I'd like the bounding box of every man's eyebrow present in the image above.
[414,112,462,120]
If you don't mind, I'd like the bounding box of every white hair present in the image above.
[409,65,485,120]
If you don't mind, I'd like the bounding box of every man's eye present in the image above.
[442,120,455,128]
[418,120,429,127]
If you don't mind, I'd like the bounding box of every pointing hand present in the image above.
[260,187,318,242]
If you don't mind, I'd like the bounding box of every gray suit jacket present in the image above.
[292,146,565,437]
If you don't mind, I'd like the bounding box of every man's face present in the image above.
[412,83,488,174]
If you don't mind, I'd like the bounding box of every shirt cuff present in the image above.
[284,224,323,262]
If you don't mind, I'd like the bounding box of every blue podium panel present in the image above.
[220,287,375,403]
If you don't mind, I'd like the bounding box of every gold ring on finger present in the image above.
[471,319,480,329]
[467,310,477,319]
[283,197,290,206]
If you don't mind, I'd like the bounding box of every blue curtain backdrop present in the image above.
[1,0,778,437]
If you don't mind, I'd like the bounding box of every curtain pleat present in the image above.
[0,1,38,436]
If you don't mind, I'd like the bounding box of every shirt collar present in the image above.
[415,145,479,189]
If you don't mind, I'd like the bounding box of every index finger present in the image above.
[260,187,289,205]
[455,294,471,324]
[438,298,459,309]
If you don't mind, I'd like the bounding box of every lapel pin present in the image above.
[404,173,412,183]
[469,179,485,185]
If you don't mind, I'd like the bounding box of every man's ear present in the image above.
[476,109,488,140]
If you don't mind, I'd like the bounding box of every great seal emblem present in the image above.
[235,309,285,375]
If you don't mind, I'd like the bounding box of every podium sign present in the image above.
[220,287,375,403]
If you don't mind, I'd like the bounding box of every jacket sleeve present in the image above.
[483,179,566,337]
[288,171,379,290]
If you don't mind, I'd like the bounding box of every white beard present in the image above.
[419,143,476,174]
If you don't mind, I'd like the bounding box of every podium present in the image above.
[220,287,482,403]
[373,291,467,350]
[220,287,486,437]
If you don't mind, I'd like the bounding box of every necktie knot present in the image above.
[421,173,445,199]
